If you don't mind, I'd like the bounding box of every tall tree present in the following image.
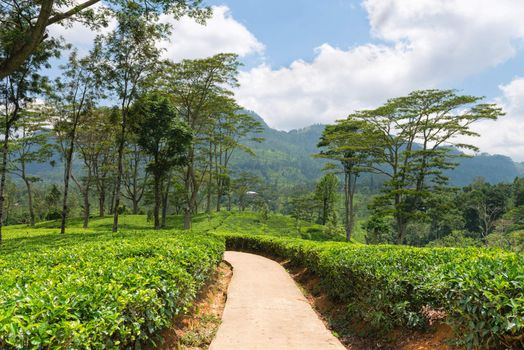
[357,89,504,243]
[0,0,210,78]
[9,108,53,226]
[130,91,192,229]
[72,108,116,227]
[0,42,57,241]
[314,173,339,225]
[102,9,163,232]
[122,140,148,215]
[317,118,380,241]
[51,49,102,234]
[209,97,263,211]
[162,53,241,228]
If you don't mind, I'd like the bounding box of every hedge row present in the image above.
[0,231,225,349]
[222,233,524,349]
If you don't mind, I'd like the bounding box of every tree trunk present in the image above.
[99,190,105,217]
[153,173,161,230]
[183,206,191,230]
[161,177,170,228]
[132,199,139,215]
[112,140,124,231]
[322,198,328,225]
[227,192,232,211]
[24,178,35,226]
[216,191,222,212]
[83,188,90,228]
[60,137,76,234]
[344,172,351,241]
[394,194,406,244]
[0,129,10,242]
[206,141,212,213]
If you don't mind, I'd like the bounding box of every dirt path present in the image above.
[209,251,346,350]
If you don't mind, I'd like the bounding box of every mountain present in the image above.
[230,111,522,188]
[17,112,523,189]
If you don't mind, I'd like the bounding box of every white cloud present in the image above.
[235,0,524,130]
[47,2,115,54]
[160,6,264,61]
[48,5,264,61]
[460,78,524,161]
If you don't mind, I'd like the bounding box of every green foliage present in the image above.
[0,216,224,348]
[221,233,524,349]
[426,230,483,248]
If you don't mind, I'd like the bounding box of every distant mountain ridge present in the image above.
[230,111,522,188]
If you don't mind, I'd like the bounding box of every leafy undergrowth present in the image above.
[216,211,343,241]
[152,261,233,350]
[222,233,524,350]
[0,216,225,349]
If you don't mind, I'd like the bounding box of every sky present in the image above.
[49,0,524,161]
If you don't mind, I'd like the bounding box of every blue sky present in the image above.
[206,0,371,68]
[50,0,524,160]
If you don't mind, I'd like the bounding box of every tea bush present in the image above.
[0,230,225,349]
[222,233,524,349]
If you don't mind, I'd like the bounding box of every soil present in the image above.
[151,261,233,350]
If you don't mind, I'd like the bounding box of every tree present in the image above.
[122,139,148,215]
[0,41,57,241]
[0,0,211,78]
[208,97,263,212]
[314,173,339,225]
[84,108,118,217]
[351,89,503,244]
[460,180,509,239]
[162,53,242,228]
[9,108,53,226]
[51,49,102,234]
[130,91,192,229]
[102,9,163,232]
[72,108,116,227]
[232,172,261,211]
[317,118,380,241]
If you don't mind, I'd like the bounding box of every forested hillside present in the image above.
[231,111,521,188]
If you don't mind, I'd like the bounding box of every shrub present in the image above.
[221,233,524,349]
[0,230,224,349]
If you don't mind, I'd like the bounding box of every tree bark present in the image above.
[24,178,35,226]
[83,188,90,228]
[0,128,10,242]
[153,173,161,230]
[99,190,105,217]
[60,130,76,234]
[161,177,170,228]
[183,206,191,230]
[344,172,351,241]
[132,199,139,215]
[112,137,124,231]
[0,0,102,79]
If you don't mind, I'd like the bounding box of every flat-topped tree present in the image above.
[0,0,211,79]
[316,117,382,241]
[353,89,504,244]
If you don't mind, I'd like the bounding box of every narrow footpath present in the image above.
[209,251,346,350]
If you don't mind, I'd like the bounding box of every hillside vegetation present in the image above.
[220,228,524,350]
[1,213,522,349]
[230,112,522,189]
[0,215,225,349]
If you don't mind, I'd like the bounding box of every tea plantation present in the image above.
[218,230,524,349]
[0,212,523,349]
[0,214,226,349]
